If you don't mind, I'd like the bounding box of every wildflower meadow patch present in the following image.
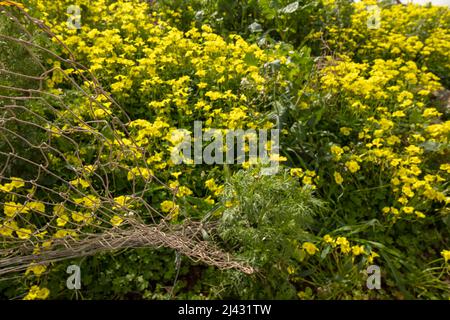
[0,0,449,300]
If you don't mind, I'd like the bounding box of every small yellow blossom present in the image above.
[333,171,343,185]
[330,145,344,160]
[23,286,50,300]
[352,245,365,256]
[287,266,295,274]
[441,250,450,263]
[302,242,319,255]
[16,228,32,239]
[70,178,90,189]
[56,214,69,227]
[26,264,47,276]
[340,127,352,136]
[290,168,304,177]
[3,202,27,217]
[402,206,414,214]
[368,251,380,264]
[345,160,360,173]
[110,215,124,227]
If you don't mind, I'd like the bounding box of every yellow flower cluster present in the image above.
[302,242,319,255]
[26,264,47,276]
[0,200,47,239]
[160,200,180,220]
[289,168,320,189]
[21,0,290,222]
[323,235,379,262]
[0,177,25,192]
[317,0,450,80]
[23,285,50,300]
[316,54,449,220]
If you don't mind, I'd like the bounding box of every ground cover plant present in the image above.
[0,0,449,299]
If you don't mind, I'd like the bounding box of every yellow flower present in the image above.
[161,200,179,213]
[392,110,406,117]
[40,241,51,250]
[439,164,450,174]
[415,211,426,218]
[302,242,319,255]
[201,24,213,33]
[351,245,365,256]
[23,286,50,300]
[112,195,133,210]
[110,215,124,227]
[127,167,153,181]
[290,168,304,177]
[26,201,45,213]
[70,178,90,189]
[36,288,50,300]
[368,251,380,263]
[73,196,100,209]
[287,266,295,274]
[402,185,414,198]
[205,91,222,101]
[26,264,47,276]
[441,250,450,263]
[0,220,18,237]
[390,158,401,167]
[340,244,351,254]
[330,145,344,160]
[71,212,93,224]
[205,178,218,191]
[161,200,180,220]
[3,202,26,217]
[93,108,110,118]
[56,214,69,227]
[0,177,25,192]
[345,160,360,173]
[53,230,72,239]
[340,127,352,136]
[197,82,208,89]
[176,186,193,198]
[336,236,351,254]
[402,206,414,214]
[336,236,348,246]
[323,234,335,246]
[16,228,32,239]
[397,196,408,205]
[387,136,400,145]
[333,171,343,185]
[302,176,313,185]
[204,196,215,205]
[422,108,442,118]
[305,170,316,177]
[53,203,65,216]
[170,172,182,179]
[195,69,207,77]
